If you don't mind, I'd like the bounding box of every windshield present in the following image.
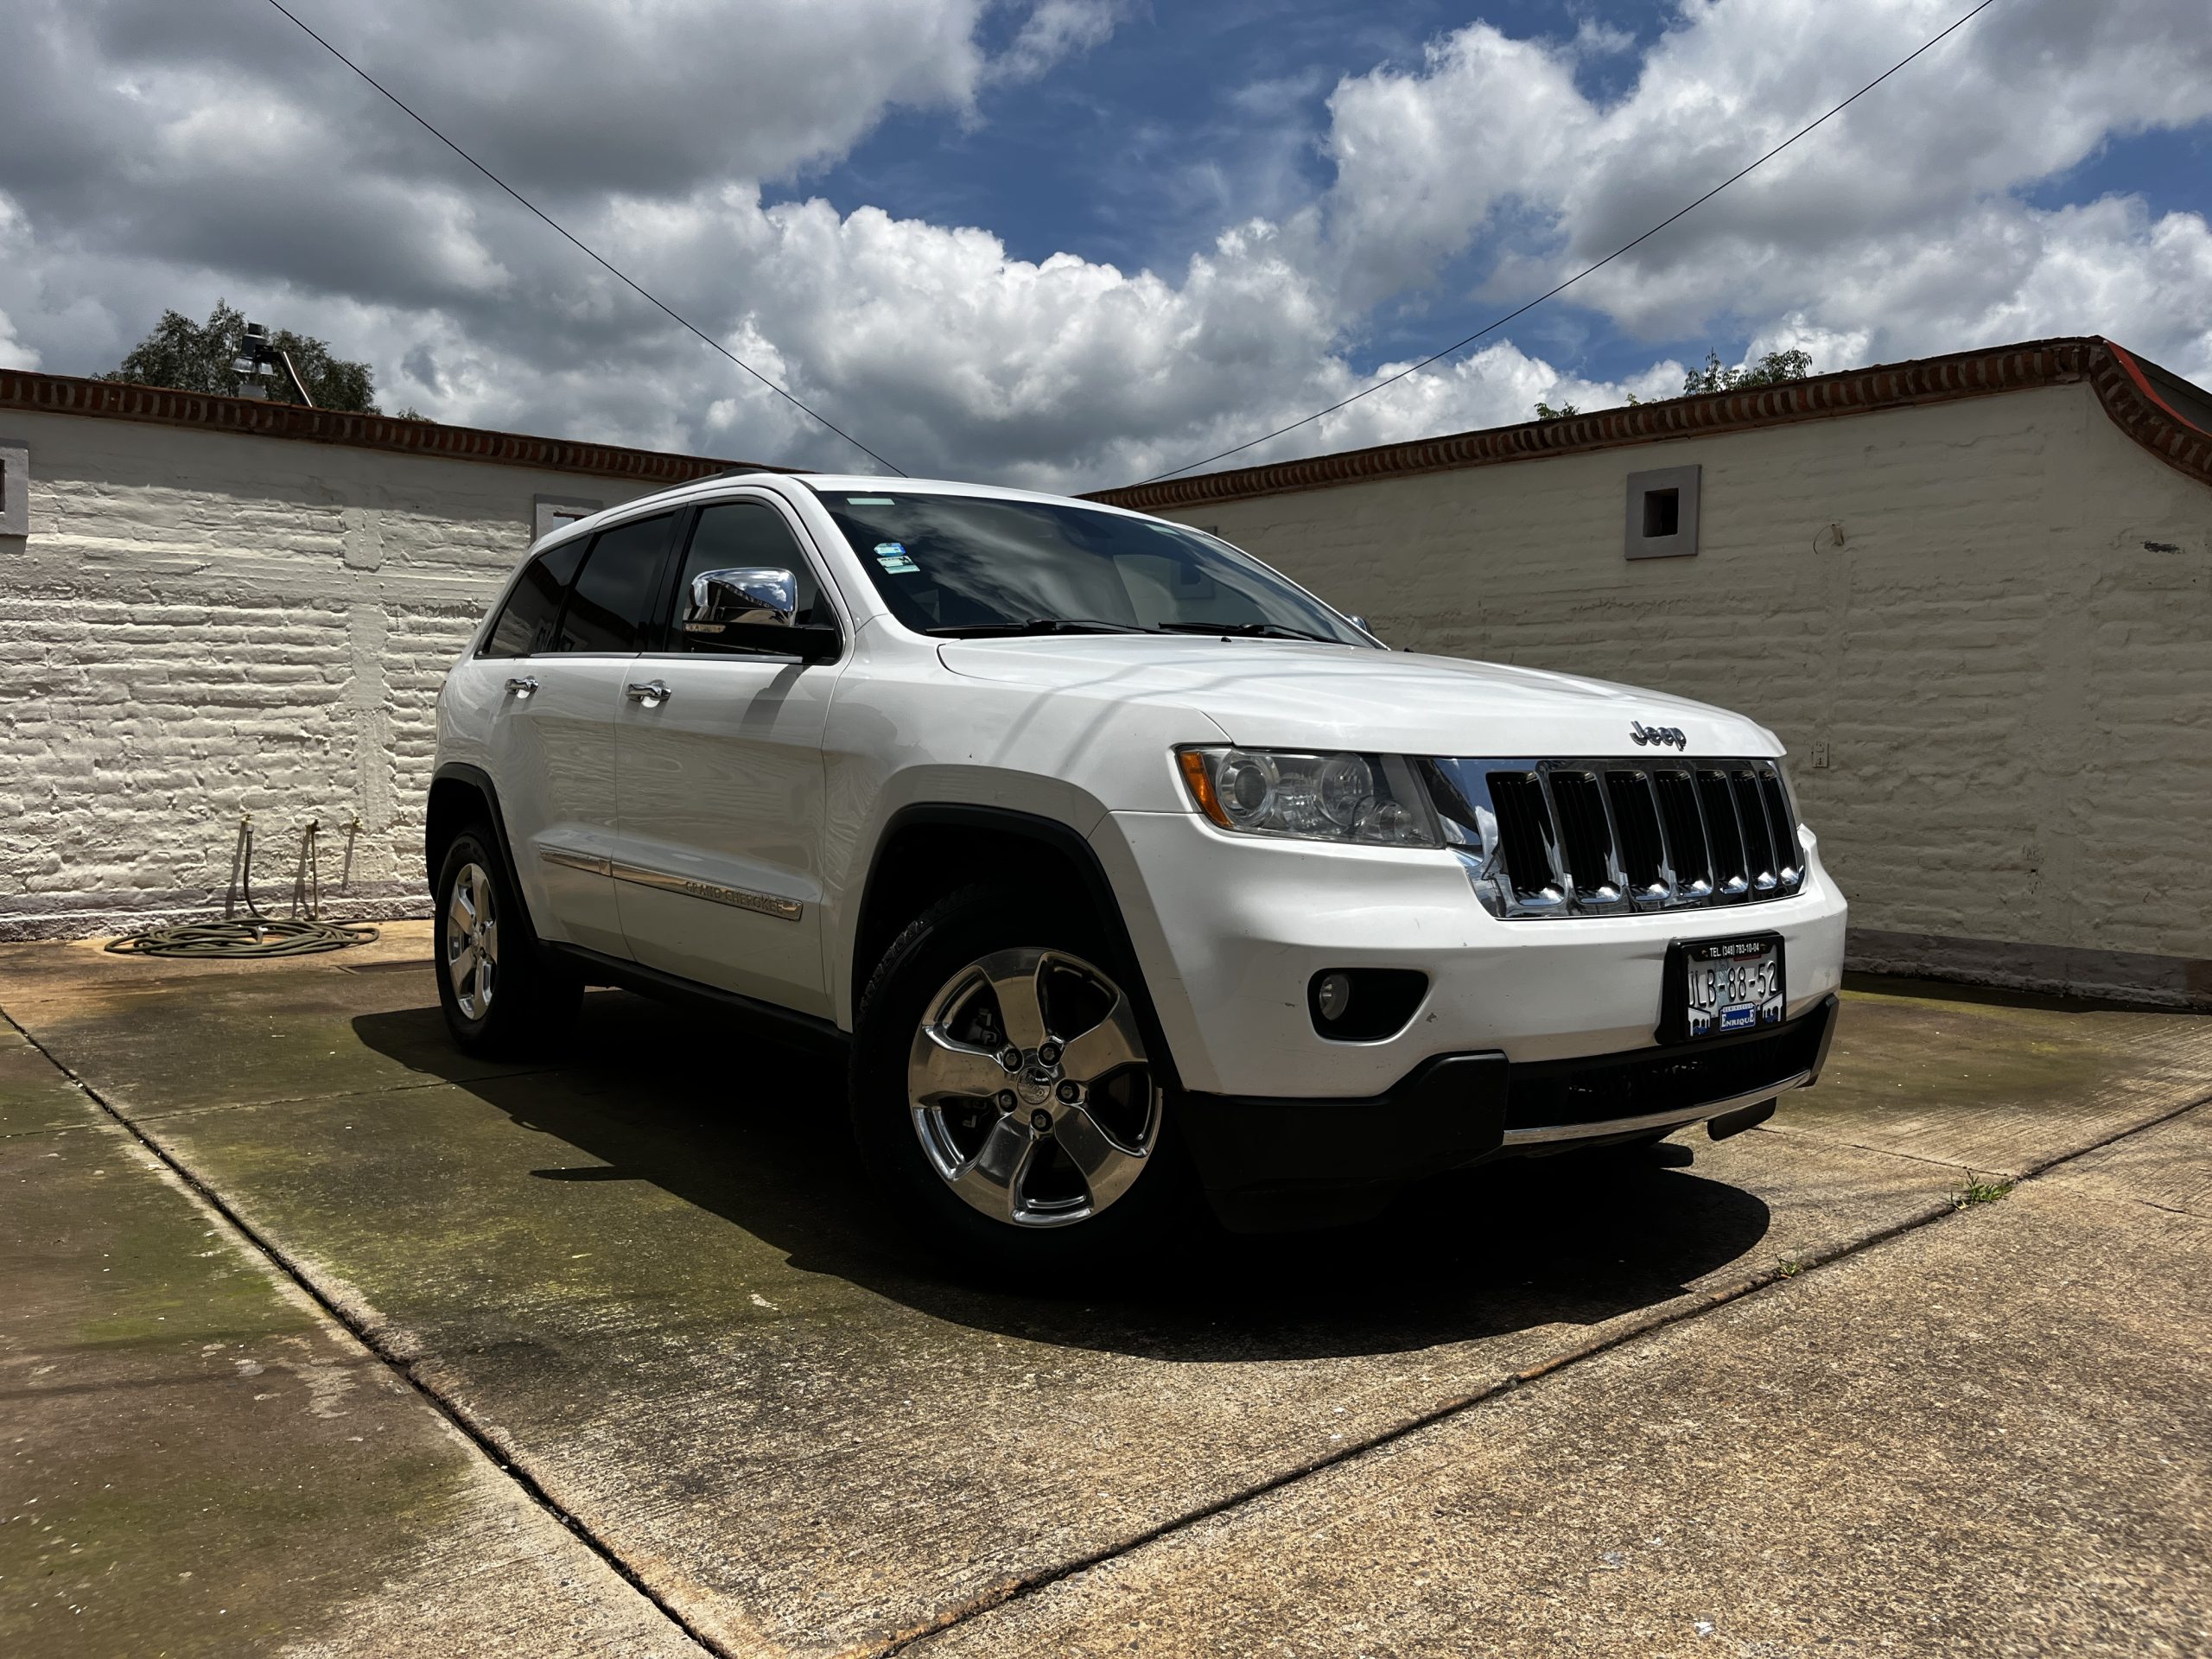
[812,490,1374,645]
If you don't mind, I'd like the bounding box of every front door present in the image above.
[480,511,677,957]
[613,496,844,1017]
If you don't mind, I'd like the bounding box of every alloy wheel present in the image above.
[906,947,1160,1228]
[445,861,499,1020]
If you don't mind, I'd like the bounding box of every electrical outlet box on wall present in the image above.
[533,493,601,543]
[0,439,27,537]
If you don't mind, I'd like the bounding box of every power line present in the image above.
[259,0,905,475]
[1138,0,2005,486]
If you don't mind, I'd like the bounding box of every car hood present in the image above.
[936,636,1780,758]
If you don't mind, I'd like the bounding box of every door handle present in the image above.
[504,676,538,698]
[625,679,672,705]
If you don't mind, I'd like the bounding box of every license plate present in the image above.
[1679,935,1785,1039]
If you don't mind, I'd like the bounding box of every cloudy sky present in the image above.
[3,0,2208,489]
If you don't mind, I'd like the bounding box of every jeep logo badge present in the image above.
[1630,721,1688,750]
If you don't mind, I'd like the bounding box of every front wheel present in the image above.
[850,885,1195,1271]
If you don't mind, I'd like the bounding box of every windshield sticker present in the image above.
[847,496,895,505]
[873,541,919,574]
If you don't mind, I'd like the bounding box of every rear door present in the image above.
[613,494,845,1016]
[480,512,677,957]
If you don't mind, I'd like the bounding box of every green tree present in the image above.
[1682,346,1813,395]
[104,300,380,412]
[1533,398,1581,421]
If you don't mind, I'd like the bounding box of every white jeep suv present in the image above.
[429,473,1847,1262]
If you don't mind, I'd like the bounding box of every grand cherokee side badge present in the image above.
[1630,721,1688,750]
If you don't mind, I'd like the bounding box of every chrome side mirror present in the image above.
[683,566,796,632]
[678,565,840,662]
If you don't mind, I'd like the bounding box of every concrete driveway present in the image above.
[3,925,2207,1657]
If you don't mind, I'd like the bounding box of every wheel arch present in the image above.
[425,763,519,893]
[850,804,1182,1091]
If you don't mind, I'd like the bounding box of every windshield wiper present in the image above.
[925,618,1154,639]
[1156,621,1336,642]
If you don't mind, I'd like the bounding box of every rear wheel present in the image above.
[433,825,582,1056]
[851,884,1194,1271]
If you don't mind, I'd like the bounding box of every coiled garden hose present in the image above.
[105,816,381,959]
[105,917,380,958]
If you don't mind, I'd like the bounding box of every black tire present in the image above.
[432,823,582,1058]
[850,882,1199,1275]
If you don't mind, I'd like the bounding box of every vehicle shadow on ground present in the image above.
[352,990,1773,1363]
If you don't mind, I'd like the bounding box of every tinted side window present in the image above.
[671,501,830,652]
[482,538,588,658]
[551,514,674,653]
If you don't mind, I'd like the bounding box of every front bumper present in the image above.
[1182,995,1839,1231]
[1095,807,1849,1097]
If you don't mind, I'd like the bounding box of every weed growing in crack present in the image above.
[1951,1172,2015,1209]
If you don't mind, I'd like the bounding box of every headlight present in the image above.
[1174,747,1443,848]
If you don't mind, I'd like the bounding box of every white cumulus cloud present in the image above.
[0,0,2204,490]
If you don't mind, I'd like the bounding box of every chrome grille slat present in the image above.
[1602,770,1669,902]
[1696,768,1750,898]
[1426,755,1804,920]
[1548,769,1624,906]
[1728,768,1777,891]
[1758,771,1801,884]
[1651,767,1712,901]
[1486,772,1567,908]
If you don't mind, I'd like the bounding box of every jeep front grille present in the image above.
[1420,756,1805,918]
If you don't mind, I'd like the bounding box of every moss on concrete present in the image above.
[0,1043,691,1658]
[7,944,2209,1656]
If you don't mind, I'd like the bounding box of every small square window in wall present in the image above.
[1624,464,1700,560]
[533,493,603,543]
[0,439,28,538]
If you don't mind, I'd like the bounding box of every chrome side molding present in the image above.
[613,860,803,921]
[537,849,804,922]
[538,847,611,877]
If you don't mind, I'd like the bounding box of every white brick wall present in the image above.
[3,383,2204,1001]
[1160,381,2212,988]
[0,412,663,938]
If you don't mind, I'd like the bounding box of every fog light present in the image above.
[1307,968,1430,1041]
[1314,972,1353,1022]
